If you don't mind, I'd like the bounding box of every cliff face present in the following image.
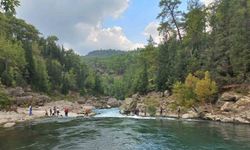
[120,90,250,124]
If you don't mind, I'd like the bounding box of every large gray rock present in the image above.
[34,95,51,106]
[219,92,242,102]
[235,95,250,107]
[14,94,50,106]
[15,96,33,106]
[234,117,249,124]
[3,122,15,128]
[120,98,137,114]
[77,100,86,105]
[182,111,199,119]
[132,93,140,100]
[220,102,234,112]
[7,87,24,97]
[164,90,170,97]
[107,98,120,107]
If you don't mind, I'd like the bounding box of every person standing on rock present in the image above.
[160,106,163,116]
[45,109,48,116]
[56,107,60,116]
[29,105,32,116]
[53,106,56,116]
[64,107,69,117]
[177,106,181,118]
[49,108,53,116]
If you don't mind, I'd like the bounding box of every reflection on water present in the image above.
[0,109,250,150]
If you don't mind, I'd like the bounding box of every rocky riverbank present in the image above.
[0,87,122,128]
[119,89,250,124]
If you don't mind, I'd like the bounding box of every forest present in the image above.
[0,0,250,108]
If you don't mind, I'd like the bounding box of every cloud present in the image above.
[17,0,143,55]
[201,0,215,6]
[143,22,163,44]
[75,23,144,51]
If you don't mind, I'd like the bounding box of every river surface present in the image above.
[0,108,250,150]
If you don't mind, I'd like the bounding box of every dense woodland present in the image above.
[0,0,250,108]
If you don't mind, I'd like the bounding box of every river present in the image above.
[0,108,250,150]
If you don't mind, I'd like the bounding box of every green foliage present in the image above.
[0,0,248,101]
[195,71,218,102]
[47,59,62,89]
[0,12,93,95]
[156,37,182,91]
[0,83,10,110]
[157,0,183,41]
[147,105,157,116]
[173,81,196,107]
[136,60,149,95]
[173,71,218,107]
[0,35,26,86]
[144,97,160,116]
[0,0,20,15]
[208,0,250,85]
[93,73,103,95]
[33,57,50,92]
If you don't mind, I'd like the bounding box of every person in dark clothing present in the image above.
[56,107,60,116]
[64,108,69,117]
[45,109,48,116]
[49,108,53,116]
[177,106,181,118]
[160,106,163,116]
[29,105,32,116]
[53,106,56,116]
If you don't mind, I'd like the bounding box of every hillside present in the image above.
[86,50,126,57]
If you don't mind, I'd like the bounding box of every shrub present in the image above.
[173,71,218,106]
[0,85,10,110]
[144,97,160,116]
[147,105,157,116]
[195,71,217,102]
[173,81,196,107]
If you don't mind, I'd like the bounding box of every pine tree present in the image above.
[136,60,149,94]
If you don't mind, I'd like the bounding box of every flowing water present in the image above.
[0,108,250,150]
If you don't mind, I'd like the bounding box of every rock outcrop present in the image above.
[120,98,137,114]
[3,122,15,128]
[6,87,51,107]
[76,96,122,109]
[119,90,250,124]
[219,92,242,102]
[107,98,121,107]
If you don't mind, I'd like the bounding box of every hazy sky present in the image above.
[16,0,211,55]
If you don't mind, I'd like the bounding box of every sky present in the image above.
[16,0,212,55]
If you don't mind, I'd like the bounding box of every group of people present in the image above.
[45,106,69,117]
[28,105,69,117]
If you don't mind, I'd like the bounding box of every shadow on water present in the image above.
[0,109,250,150]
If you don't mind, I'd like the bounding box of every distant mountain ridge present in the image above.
[86,49,126,57]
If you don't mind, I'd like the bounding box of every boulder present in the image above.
[120,98,137,114]
[3,122,15,128]
[164,90,170,97]
[7,87,24,97]
[83,106,94,116]
[132,93,140,100]
[220,102,234,112]
[182,111,199,119]
[15,96,33,106]
[220,117,234,123]
[235,95,250,107]
[85,99,94,105]
[107,98,121,107]
[14,94,50,106]
[234,117,249,124]
[219,92,242,102]
[36,95,51,106]
[77,100,85,105]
